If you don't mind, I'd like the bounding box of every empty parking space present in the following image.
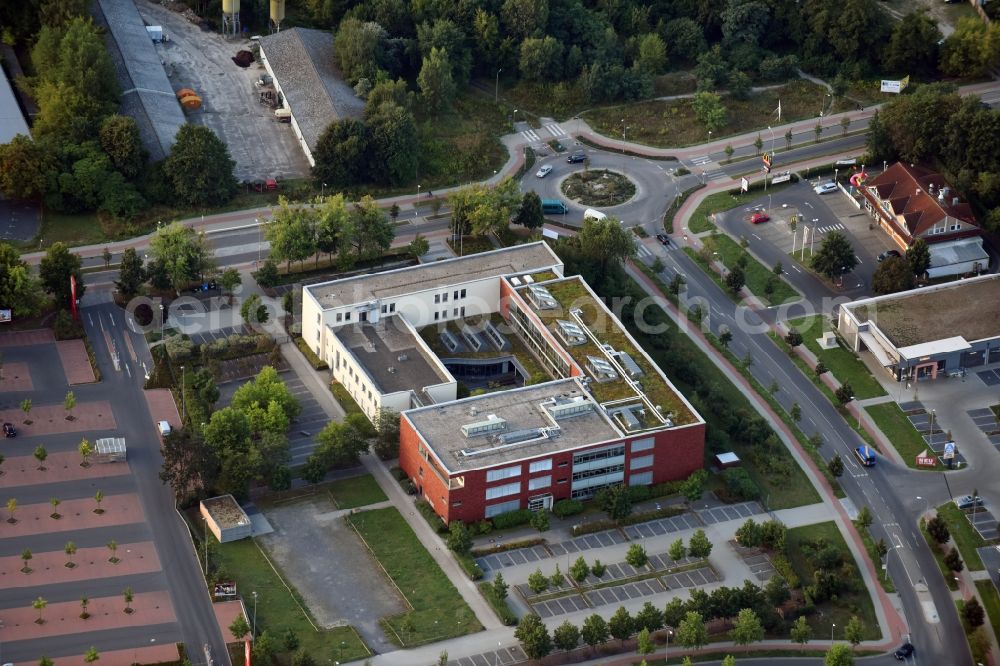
[583,578,666,609]
[188,324,249,347]
[967,508,999,541]
[531,593,590,619]
[696,501,763,525]
[663,565,720,589]
[978,369,1000,386]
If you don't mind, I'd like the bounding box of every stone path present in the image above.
[0,363,33,391]
[55,339,96,384]
[0,541,160,588]
[0,590,174,640]
[0,452,131,489]
[0,401,116,437]
[0,494,144,538]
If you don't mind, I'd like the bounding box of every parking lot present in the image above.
[138,1,310,181]
[966,407,1000,451]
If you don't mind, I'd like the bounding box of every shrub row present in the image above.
[457,552,484,581]
[415,499,448,536]
[552,499,584,518]
[618,504,686,527]
[294,336,328,370]
[491,508,534,530]
[571,519,620,537]
[471,538,546,557]
[478,582,517,625]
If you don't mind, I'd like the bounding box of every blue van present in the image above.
[541,199,569,215]
[854,445,876,467]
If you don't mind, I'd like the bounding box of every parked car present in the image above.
[750,211,770,224]
[955,494,984,510]
[535,165,553,178]
[893,643,914,660]
[813,182,838,194]
[656,234,671,246]
[2,422,15,438]
[567,151,587,163]
[877,249,902,262]
[158,420,171,437]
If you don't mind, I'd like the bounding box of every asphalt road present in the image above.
[640,242,966,664]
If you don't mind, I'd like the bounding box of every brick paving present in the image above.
[213,599,248,642]
[0,452,131,489]
[0,329,56,347]
[143,388,181,432]
[0,541,161,588]
[0,494,144,538]
[0,401,116,436]
[18,643,182,666]
[0,590,175,640]
[0,362,33,391]
[55,339,96,384]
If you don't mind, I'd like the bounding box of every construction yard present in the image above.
[138,0,311,182]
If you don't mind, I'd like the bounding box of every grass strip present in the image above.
[857,528,896,593]
[975,580,1000,648]
[477,582,517,625]
[347,507,482,646]
[936,503,987,571]
[920,521,960,591]
[702,233,798,305]
[866,402,936,471]
[329,381,364,416]
[327,474,387,510]
[785,316,886,399]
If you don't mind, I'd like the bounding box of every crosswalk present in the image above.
[636,244,654,259]
[689,154,727,181]
[520,123,566,142]
[813,222,845,234]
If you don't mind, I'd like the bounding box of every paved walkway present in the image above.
[55,339,96,384]
[0,362,32,391]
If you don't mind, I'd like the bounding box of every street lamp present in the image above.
[255,217,262,265]
[181,365,186,423]
[494,68,503,103]
[831,622,836,643]
[251,591,258,642]
[664,626,674,664]
[415,184,421,218]
[512,108,518,125]
[159,303,164,341]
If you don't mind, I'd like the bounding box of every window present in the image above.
[443,293,448,302]
[418,467,424,477]
[316,313,321,324]
[629,471,653,486]
[434,312,440,321]
[558,461,569,467]
[631,438,654,453]
[390,303,396,312]
[381,305,387,313]
[486,465,521,482]
[461,289,467,298]
[631,454,654,470]
[345,312,351,321]
[573,445,626,465]
[454,290,459,300]
[528,476,551,491]
[453,308,459,316]
[485,499,520,518]
[460,306,466,317]
[529,459,552,473]
[485,482,520,500]
[435,294,440,304]
[336,313,343,322]
[557,478,567,484]
[442,310,448,319]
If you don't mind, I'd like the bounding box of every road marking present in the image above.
[856,255,863,264]
[751,233,761,240]
[792,265,802,273]
[521,129,541,141]
[803,202,814,209]
[109,312,116,327]
[99,313,105,332]
[544,123,565,137]
[125,362,131,378]
[88,313,94,327]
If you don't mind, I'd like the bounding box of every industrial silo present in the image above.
[222,0,241,38]
[270,0,285,32]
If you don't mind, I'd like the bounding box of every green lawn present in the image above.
[702,234,799,305]
[786,317,886,400]
[858,528,895,593]
[785,522,881,640]
[214,538,369,661]
[936,503,988,571]
[975,580,1000,648]
[866,402,935,470]
[328,474,388,510]
[347,507,482,646]
[920,521,960,591]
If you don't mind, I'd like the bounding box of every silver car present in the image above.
[536,165,553,178]
[814,182,838,194]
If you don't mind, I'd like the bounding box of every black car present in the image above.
[567,151,586,163]
[656,234,671,246]
[893,643,914,660]
[877,249,902,262]
[2,422,15,438]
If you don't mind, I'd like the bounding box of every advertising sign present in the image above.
[771,172,792,185]
[915,450,936,467]
[943,441,956,459]
[740,177,749,193]
[0,308,10,323]
[762,152,772,168]
[880,76,910,94]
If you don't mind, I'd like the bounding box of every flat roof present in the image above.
[846,274,1000,348]
[201,495,251,528]
[404,379,623,473]
[307,242,562,309]
[335,316,452,395]
[92,0,186,161]
[258,28,365,156]
[0,64,29,143]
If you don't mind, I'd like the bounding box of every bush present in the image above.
[471,538,546,557]
[491,509,533,530]
[457,552,484,580]
[721,467,759,501]
[295,337,328,370]
[414,500,448,535]
[479,582,517,625]
[164,334,195,361]
[618,504,686,526]
[626,485,651,503]
[53,310,84,340]
[571,518,618,536]
[553,499,584,518]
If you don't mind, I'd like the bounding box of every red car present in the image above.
[750,211,770,224]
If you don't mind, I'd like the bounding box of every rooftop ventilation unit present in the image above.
[546,396,593,419]
[461,414,507,438]
[615,408,641,431]
[510,276,523,286]
[586,355,618,382]
[499,427,547,445]
[615,351,643,378]
[397,353,409,362]
[526,284,558,310]
[554,319,587,346]
[523,275,535,284]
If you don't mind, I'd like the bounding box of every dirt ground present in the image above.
[257,494,406,654]
[138,0,311,182]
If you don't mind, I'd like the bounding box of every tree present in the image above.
[688,529,712,558]
[790,403,801,422]
[407,234,431,260]
[447,521,472,553]
[725,266,745,294]
[418,47,456,114]
[626,543,648,568]
[149,222,215,295]
[40,658,54,666]
[20,398,32,425]
[724,144,735,162]
[345,195,395,261]
[872,256,914,295]
[367,101,418,186]
[676,611,708,650]
[591,560,606,577]
[78,439,93,467]
[828,454,844,477]
[492,572,509,600]
[99,114,145,178]
[165,124,237,206]
[906,238,931,277]
[883,11,941,75]
[754,135,764,155]
[731,608,764,646]
[765,573,790,607]
[735,519,761,548]
[531,510,550,532]
[570,557,590,582]
[581,613,610,649]
[549,564,564,588]
[21,548,33,573]
[785,129,793,150]
[266,198,317,272]
[791,615,812,646]
[0,243,45,318]
[33,596,48,624]
[721,656,736,666]
[528,568,548,594]
[5,497,16,523]
[65,541,77,568]
[333,17,387,84]
[669,538,687,561]
[514,191,545,229]
[690,91,727,134]
[944,547,964,572]
[835,383,854,405]
[115,248,145,298]
[856,506,873,530]
[292,650,317,666]
[312,119,370,188]
[824,643,854,666]
[514,613,552,659]
[49,497,61,519]
[814,123,823,143]
[785,330,803,347]
[219,267,241,303]
[0,135,56,200]
[608,606,634,645]
[963,598,986,628]
[729,71,752,100]
[695,45,728,90]
[637,33,668,75]
[107,539,119,564]
[927,515,951,544]
[123,585,134,613]
[596,483,633,520]
[240,294,269,326]
[94,489,105,514]
[553,620,580,651]
[940,19,1000,78]
[634,601,664,632]
[34,445,48,470]
[64,392,76,420]
[844,615,863,647]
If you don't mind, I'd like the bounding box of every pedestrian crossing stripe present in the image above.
[544,123,565,137]
[520,129,540,141]
[817,224,845,233]
[691,156,711,165]
[637,245,653,258]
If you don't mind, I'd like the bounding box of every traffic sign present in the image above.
[762,152,772,168]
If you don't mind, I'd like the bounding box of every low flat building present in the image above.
[303,242,705,523]
[838,273,1000,381]
[0,62,29,144]
[257,28,365,166]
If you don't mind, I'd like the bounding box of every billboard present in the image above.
[0,308,10,323]
[880,76,910,94]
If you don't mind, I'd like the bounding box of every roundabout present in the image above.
[560,169,637,208]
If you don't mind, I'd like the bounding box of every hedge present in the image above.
[491,508,533,530]
[294,336,328,370]
[457,553,484,580]
[478,582,517,625]
[571,518,619,537]
[553,499,585,518]
[471,538,546,557]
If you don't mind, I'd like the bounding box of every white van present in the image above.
[583,208,607,222]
